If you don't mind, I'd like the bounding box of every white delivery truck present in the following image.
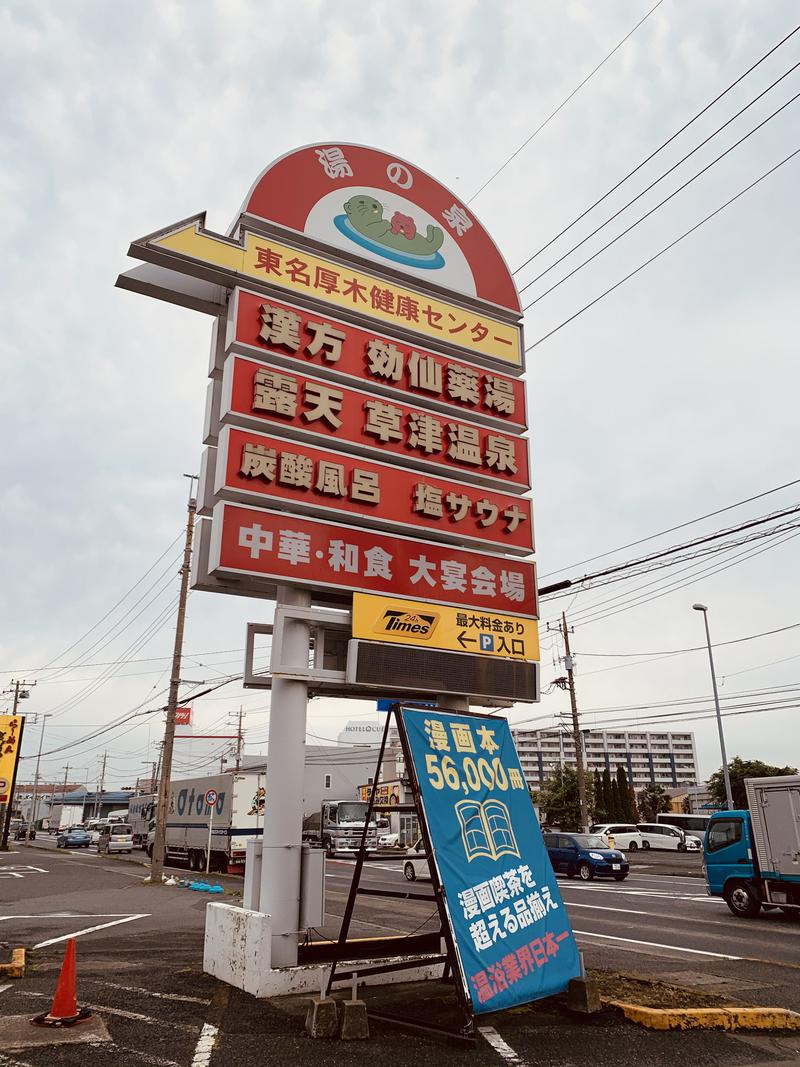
[53,803,85,833]
[149,771,266,874]
[129,794,155,849]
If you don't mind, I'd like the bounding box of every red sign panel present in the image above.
[229,290,527,430]
[210,501,537,616]
[241,143,521,312]
[220,353,529,491]
[217,425,534,554]
[175,708,192,727]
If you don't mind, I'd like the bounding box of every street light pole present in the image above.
[692,603,734,810]
[29,713,52,835]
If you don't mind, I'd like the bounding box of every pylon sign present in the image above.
[119,143,539,700]
[0,715,24,805]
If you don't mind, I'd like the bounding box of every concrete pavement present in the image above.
[1,843,799,1065]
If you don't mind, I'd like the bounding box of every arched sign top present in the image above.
[238,143,521,314]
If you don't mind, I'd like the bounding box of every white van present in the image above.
[589,824,643,850]
[637,822,701,851]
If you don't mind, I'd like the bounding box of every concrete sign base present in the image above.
[204,902,444,999]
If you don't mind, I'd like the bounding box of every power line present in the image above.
[468,0,665,202]
[34,531,183,673]
[525,146,800,352]
[539,476,800,579]
[522,87,800,309]
[574,620,800,659]
[512,22,800,275]
[564,527,800,629]
[543,502,800,598]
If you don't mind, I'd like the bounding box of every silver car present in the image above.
[98,823,134,854]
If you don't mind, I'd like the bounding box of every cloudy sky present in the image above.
[2,0,798,794]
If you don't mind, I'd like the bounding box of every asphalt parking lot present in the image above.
[1,843,799,1066]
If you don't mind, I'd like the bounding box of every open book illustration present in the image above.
[455,799,520,863]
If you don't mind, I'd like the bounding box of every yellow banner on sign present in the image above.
[153,223,522,366]
[352,594,539,662]
[0,715,24,804]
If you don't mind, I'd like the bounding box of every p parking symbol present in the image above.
[479,633,494,652]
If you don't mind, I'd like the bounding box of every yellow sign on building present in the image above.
[0,715,24,804]
[152,222,522,366]
[352,593,539,662]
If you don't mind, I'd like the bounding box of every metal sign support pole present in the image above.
[206,807,213,875]
[259,584,311,968]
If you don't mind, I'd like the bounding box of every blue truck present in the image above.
[704,774,800,918]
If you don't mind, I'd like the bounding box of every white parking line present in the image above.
[573,929,742,960]
[94,980,210,1005]
[0,983,13,995]
[101,1045,180,1067]
[0,913,135,921]
[33,913,149,949]
[479,1025,524,1063]
[191,1022,219,1067]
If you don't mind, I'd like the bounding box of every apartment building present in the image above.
[512,728,698,790]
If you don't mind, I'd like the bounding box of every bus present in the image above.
[656,812,713,835]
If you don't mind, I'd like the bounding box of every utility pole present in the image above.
[150,478,197,884]
[235,705,244,772]
[28,711,51,836]
[57,763,70,827]
[0,684,30,851]
[561,613,588,832]
[94,751,108,820]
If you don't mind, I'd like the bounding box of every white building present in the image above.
[337,720,385,746]
[512,727,698,790]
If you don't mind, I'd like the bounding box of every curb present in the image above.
[0,948,26,979]
[607,1000,800,1031]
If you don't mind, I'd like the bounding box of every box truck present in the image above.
[148,771,265,874]
[704,774,800,918]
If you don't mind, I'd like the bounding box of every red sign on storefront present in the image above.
[209,501,537,615]
[215,425,534,554]
[219,353,529,491]
[226,290,527,430]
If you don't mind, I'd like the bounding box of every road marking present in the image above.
[101,1045,180,1067]
[0,1053,37,1067]
[25,992,199,1031]
[0,913,136,921]
[94,980,211,1005]
[0,983,13,995]
[565,902,648,915]
[191,1022,219,1067]
[573,929,742,959]
[479,1025,524,1063]
[33,913,149,949]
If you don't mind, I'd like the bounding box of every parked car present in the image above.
[379,831,400,848]
[544,832,629,881]
[57,826,91,849]
[403,838,431,881]
[90,823,109,846]
[98,823,134,854]
[10,821,35,841]
[589,824,643,850]
[637,822,701,852]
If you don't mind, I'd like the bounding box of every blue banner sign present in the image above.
[399,706,580,1014]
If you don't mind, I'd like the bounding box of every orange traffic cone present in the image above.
[31,938,92,1027]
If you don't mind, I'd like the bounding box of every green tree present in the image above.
[610,778,622,821]
[601,767,614,822]
[539,766,594,830]
[616,766,634,821]
[592,769,606,822]
[637,783,672,822]
[709,757,797,810]
[681,795,692,814]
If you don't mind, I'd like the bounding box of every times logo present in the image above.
[377,609,439,638]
